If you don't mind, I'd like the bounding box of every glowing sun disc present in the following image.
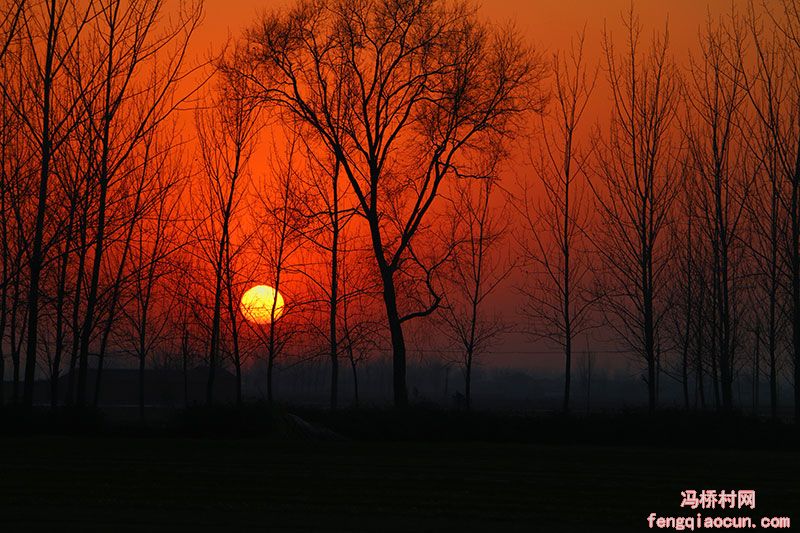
[240,285,284,324]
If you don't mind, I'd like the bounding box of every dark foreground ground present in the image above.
[0,409,798,531]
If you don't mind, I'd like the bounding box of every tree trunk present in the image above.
[206,265,224,405]
[22,4,56,406]
[563,162,572,414]
[681,223,693,410]
[379,266,407,408]
[791,173,800,424]
[643,268,656,413]
[769,176,779,419]
[465,350,472,411]
[753,323,760,413]
[230,295,242,407]
[349,351,359,408]
[223,242,242,407]
[696,341,705,409]
[94,197,139,408]
[564,330,571,413]
[329,167,340,410]
[0,172,9,407]
[51,227,72,409]
[138,353,145,421]
[10,284,19,402]
[329,252,338,409]
[0,250,7,408]
[266,345,274,404]
[77,177,109,407]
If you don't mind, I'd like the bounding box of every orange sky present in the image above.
[188,0,737,372]
[197,0,733,57]
[194,0,737,150]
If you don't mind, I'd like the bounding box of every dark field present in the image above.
[0,421,798,532]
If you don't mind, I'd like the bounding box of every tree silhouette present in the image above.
[743,0,800,422]
[516,28,597,413]
[438,174,511,410]
[590,7,681,412]
[684,10,754,412]
[196,58,259,405]
[233,0,543,406]
[11,0,94,409]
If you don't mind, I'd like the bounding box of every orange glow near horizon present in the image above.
[240,285,285,324]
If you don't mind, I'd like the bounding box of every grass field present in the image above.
[0,434,798,532]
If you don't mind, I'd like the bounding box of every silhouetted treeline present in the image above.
[1,0,800,422]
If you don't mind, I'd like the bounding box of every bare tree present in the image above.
[436,174,511,410]
[339,246,383,406]
[252,132,307,404]
[578,336,595,413]
[236,0,543,407]
[0,32,29,406]
[289,135,357,410]
[743,0,800,420]
[44,118,93,407]
[684,10,754,412]
[73,0,202,407]
[165,254,205,407]
[9,0,95,408]
[196,59,259,406]
[665,170,704,410]
[590,8,681,412]
[119,146,184,419]
[90,129,161,407]
[222,229,252,406]
[742,14,787,418]
[516,28,597,413]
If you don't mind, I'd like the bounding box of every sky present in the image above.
[188,0,737,373]
[197,0,733,56]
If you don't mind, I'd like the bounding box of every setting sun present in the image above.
[240,285,284,324]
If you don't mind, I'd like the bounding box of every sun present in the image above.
[240,285,285,324]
